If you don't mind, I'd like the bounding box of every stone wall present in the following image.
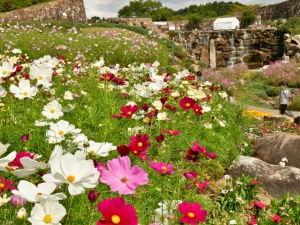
[255,0,300,22]
[175,29,284,69]
[0,0,87,23]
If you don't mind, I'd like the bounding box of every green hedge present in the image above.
[0,0,54,12]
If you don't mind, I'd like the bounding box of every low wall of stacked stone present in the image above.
[0,0,87,23]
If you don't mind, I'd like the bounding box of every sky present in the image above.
[82,0,285,19]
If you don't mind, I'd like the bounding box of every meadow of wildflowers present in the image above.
[0,22,300,225]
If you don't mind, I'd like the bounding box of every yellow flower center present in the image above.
[161,166,167,172]
[58,130,64,135]
[23,92,28,96]
[192,155,195,158]
[36,192,42,195]
[89,150,95,154]
[195,109,199,112]
[137,142,143,147]
[111,215,121,224]
[121,177,128,183]
[2,70,7,75]
[127,111,132,115]
[50,109,55,114]
[38,76,43,80]
[0,183,4,188]
[160,216,165,221]
[43,214,53,223]
[188,212,195,218]
[186,103,190,107]
[67,175,75,183]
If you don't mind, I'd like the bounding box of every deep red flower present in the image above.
[193,104,203,116]
[202,93,211,101]
[252,180,259,185]
[248,219,258,225]
[141,104,149,112]
[97,197,138,225]
[179,97,196,110]
[160,97,168,104]
[162,129,180,135]
[11,152,35,169]
[271,215,281,223]
[253,200,266,209]
[100,73,115,81]
[155,134,165,143]
[149,161,174,175]
[117,144,131,157]
[88,190,100,203]
[0,176,16,194]
[183,171,198,180]
[120,105,139,119]
[184,149,199,162]
[129,133,151,154]
[112,77,125,85]
[178,202,207,224]
[164,104,177,112]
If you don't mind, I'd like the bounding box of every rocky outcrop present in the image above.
[284,34,300,56]
[254,133,300,168]
[229,156,300,198]
[255,0,300,22]
[175,29,284,68]
[0,0,87,23]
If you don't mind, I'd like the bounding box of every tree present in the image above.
[151,7,174,21]
[118,0,162,18]
[187,13,203,29]
[241,9,257,24]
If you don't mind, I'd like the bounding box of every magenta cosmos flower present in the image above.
[149,161,174,175]
[100,156,149,195]
[97,197,138,225]
[129,133,151,154]
[178,202,207,225]
[179,97,196,110]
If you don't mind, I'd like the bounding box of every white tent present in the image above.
[213,17,240,30]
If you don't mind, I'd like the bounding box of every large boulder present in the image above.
[228,156,300,198]
[254,133,300,168]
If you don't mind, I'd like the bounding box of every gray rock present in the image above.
[228,155,300,198]
[254,133,300,168]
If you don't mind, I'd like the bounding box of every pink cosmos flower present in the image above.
[100,156,149,195]
[178,202,207,224]
[253,200,266,209]
[271,215,281,223]
[183,171,198,179]
[190,142,217,159]
[149,161,174,175]
[97,197,138,225]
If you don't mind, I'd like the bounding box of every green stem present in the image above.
[64,195,75,225]
[161,175,165,219]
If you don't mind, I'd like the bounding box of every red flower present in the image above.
[21,134,29,142]
[164,104,177,112]
[178,202,207,224]
[160,97,168,104]
[162,129,180,135]
[184,149,199,162]
[120,105,139,118]
[179,97,196,110]
[193,104,203,116]
[129,133,151,154]
[97,197,138,225]
[0,176,16,194]
[183,171,198,180]
[117,145,131,157]
[149,161,174,175]
[253,200,266,209]
[248,219,258,225]
[194,180,209,193]
[11,152,35,169]
[155,134,165,143]
[272,215,281,223]
[252,180,259,185]
[100,73,115,81]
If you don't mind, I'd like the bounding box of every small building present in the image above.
[213,17,240,30]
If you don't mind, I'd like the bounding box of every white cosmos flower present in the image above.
[28,200,66,225]
[204,123,212,129]
[0,142,10,157]
[202,105,211,113]
[12,181,66,203]
[16,207,27,219]
[153,100,162,110]
[157,112,167,121]
[63,90,74,100]
[0,61,16,78]
[0,151,17,172]
[42,100,64,119]
[0,85,7,98]
[219,91,228,99]
[0,193,11,206]
[83,141,116,157]
[43,151,100,195]
[11,48,22,54]
[46,120,81,144]
[29,64,53,88]
[9,79,38,99]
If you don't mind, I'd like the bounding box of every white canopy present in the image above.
[213,17,240,30]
